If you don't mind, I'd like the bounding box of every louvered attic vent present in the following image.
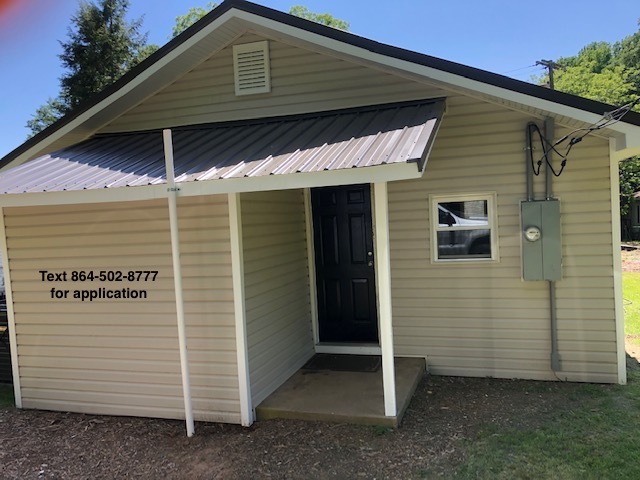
[233,41,271,96]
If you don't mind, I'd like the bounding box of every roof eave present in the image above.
[3,0,640,170]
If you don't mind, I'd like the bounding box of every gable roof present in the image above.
[3,0,640,170]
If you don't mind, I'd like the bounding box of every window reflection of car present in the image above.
[437,205,491,258]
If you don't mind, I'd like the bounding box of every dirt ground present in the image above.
[0,374,597,480]
[622,245,640,272]
[1,253,639,479]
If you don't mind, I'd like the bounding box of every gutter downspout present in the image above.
[544,118,561,372]
[163,129,195,437]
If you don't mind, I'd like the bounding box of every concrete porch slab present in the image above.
[255,357,425,427]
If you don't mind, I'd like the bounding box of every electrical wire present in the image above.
[553,97,640,148]
[529,97,640,177]
[501,64,538,75]
[529,123,566,177]
[528,123,543,176]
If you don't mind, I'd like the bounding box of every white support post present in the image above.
[163,130,195,436]
[303,189,320,346]
[0,208,22,407]
[610,139,627,385]
[373,182,397,417]
[228,192,253,426]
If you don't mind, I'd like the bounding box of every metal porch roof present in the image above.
[0,99,444,194]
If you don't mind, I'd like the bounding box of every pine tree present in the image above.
[27,0,155,135]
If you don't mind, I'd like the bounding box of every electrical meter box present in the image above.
[521,199,561,281]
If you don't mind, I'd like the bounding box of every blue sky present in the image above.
[0,0,638,158]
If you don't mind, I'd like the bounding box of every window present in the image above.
[430,194,498,262]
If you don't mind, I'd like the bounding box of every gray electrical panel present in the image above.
[521,199,562,281]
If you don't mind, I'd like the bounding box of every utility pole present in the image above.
[536,59,562,90]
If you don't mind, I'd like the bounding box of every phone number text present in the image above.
[40,270,159,282]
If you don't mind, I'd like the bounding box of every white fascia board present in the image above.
[7,10,241,170]
[233,11,639,138]
[181,162,421,196]
[0,162,421,208]
[0,184,170,208]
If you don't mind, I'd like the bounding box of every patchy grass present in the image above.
[0,383,14,407]
[624,272,640,338]
[449,275,640,479]
[453,368,640,479]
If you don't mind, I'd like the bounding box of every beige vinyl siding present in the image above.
[100,33,445,134]
[5,196,241,422]
[389,96,617,383]
[242,190,314,406]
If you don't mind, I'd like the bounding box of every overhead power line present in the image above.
[501,64,538,75]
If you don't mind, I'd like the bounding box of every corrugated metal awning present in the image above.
[0,99,444,194]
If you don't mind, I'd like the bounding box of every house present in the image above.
[623,191,640,240]
[1,0,640,434]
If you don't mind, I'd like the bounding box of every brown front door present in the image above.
[311,184,379,343]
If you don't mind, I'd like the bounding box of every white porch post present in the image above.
[610,139,627,385]
[373,182,397,417]
[228,192,253,425]
[163,130,195,437]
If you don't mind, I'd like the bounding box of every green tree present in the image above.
[172,2,218,38]
[59,0,154,110]
[620,158,640,218]
[172,3,349,38]
[538,27,640,225]
[26,98,67,136]
[553,42,637,106]
[27,0,156,135]
[614,21,640,93]
[288,6,349,30]
[29,2,349,135]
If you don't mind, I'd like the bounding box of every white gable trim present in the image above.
[232,12,628,131]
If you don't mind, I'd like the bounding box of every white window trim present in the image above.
[429,193,499,263]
